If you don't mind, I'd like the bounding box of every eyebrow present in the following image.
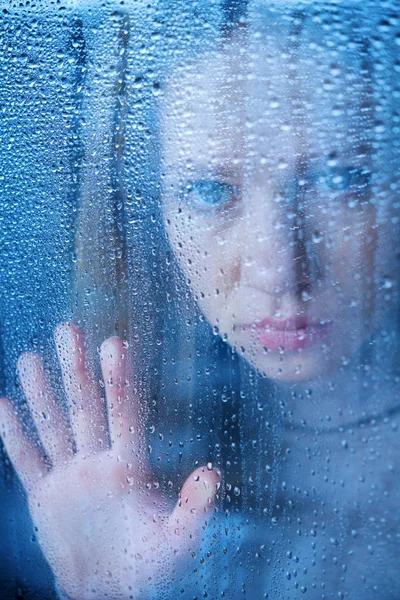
[165,162,242,180]
[164,138,373,182]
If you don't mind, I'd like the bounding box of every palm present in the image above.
[0,323,218,599]
[31,454,163,598]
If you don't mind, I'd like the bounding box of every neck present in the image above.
[267,322,399,432]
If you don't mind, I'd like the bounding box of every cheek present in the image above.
[324,210,380,313]
[164,211,242,303]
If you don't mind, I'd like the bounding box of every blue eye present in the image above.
[318,166,371,194]
[181,179,239,208]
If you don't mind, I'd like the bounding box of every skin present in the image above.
[0,23,398,600]
[161,31,396,384]
[0,324,219,599]
[159,31,400,596]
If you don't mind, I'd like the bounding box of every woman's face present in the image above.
[160,30,396,382]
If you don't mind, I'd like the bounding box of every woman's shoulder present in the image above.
[170,511,271,599]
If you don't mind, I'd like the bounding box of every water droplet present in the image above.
[312,231,323,244]
[381,276,393,289]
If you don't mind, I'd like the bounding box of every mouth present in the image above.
[242,316,333,351]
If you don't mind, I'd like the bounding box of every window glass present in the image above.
[0,1,399,598]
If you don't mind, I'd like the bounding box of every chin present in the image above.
[246,350,334,382]
[226,331,355,383]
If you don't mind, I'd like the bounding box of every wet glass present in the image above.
[0,1,399,598]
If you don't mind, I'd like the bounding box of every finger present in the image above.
[0,397,47,493]
[100,337,145,459]
[17,352,73,466]
[169,466,220,538]
[55,322,107,454]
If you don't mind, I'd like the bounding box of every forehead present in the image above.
[161,30,372,170]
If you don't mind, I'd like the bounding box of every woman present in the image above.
[1,1,399,598]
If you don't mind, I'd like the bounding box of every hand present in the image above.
[0,322,219,599]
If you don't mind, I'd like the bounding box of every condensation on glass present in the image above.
[0,0,399,598]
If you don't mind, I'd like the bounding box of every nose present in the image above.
[240,170,323,300]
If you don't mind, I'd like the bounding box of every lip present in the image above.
[243,316,333,351]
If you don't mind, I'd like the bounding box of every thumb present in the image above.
[168,465,220,536]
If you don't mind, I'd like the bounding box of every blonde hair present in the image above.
[72,12,131,348]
